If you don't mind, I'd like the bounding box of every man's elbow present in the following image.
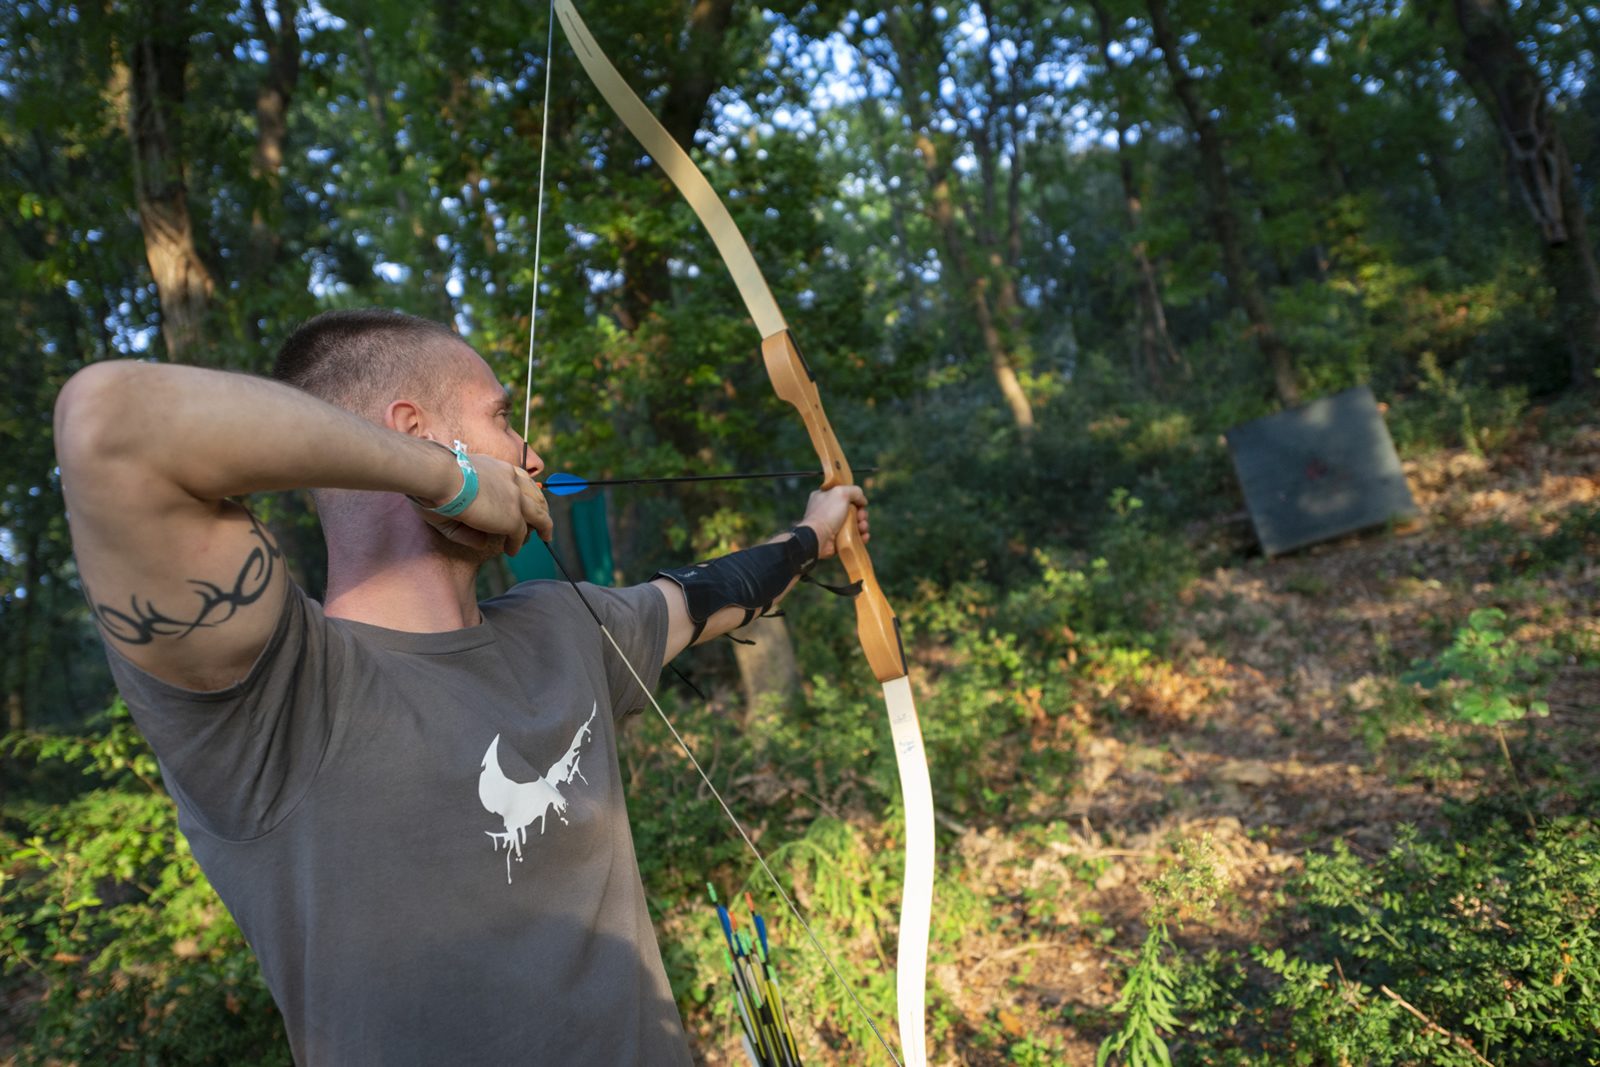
[53,360,147,472]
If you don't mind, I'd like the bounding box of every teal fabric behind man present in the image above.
[510,495,613,586]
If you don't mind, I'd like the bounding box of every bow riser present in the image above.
[759,330,852,484]
[762,330,906,684]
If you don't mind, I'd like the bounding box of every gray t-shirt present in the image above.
[107,577,693,1066]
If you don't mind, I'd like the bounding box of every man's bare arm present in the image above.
[54,361,545,691]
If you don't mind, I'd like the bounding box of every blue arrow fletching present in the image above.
[542,472,590,496]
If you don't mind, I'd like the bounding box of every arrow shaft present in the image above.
[545,467,877,491]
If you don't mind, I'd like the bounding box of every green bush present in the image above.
[1387,355,1529,456]
[1522,502,1600,574]
[2,701,288,1064]
[1404,608,1553,730]
[1177,812,1600,1065]
[995,491,1197,654]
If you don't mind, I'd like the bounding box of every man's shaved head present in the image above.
[272,309,471,420]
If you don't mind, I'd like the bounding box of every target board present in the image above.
[1224,385,1418,557]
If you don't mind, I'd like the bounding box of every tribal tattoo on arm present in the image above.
[89,512,283,647]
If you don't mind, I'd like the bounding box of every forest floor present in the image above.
[929,409,1599,1064]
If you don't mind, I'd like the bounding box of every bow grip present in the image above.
[761,331,907,683]
[833,506,908,683]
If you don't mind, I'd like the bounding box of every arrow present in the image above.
[539,468,878,497]
[708,884,803,1066]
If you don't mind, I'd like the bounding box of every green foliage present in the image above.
[1099,923,1179,1067]
[1178,813,1600,1066]
[1145,837,1227,925]
[2,702,287,1063]
[915,582,1076,818]
[1482,502,1600,578]
[1350,674,1433,759]
[1404,608,1553,728]
[660,816,911,1063]
[1244,946,1423,1066]
[900,491,1196,823]
[1005,1031,1071,1066]
[992,491,1197,656]
[1085,491,1198,647]
[1388,355,1530,457]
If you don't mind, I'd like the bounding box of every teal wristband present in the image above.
[425,441,479,517]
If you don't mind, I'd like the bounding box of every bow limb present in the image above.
[552,3,933,1062]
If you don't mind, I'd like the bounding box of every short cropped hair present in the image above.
[272,309,466,419]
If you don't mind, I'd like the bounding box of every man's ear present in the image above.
[385,398,430,439]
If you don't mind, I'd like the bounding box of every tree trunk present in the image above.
[1146,0,1300,406]
[3,522,39,736]
[1449,0,1600,388]
[122,0,214,362]
[977,0,1037,423]
[730,614,800,726]
[1091,0,1184,390]
[246,0,300,280]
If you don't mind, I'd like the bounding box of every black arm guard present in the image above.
[652,526,820,645]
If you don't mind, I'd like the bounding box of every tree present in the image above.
[119,0,216,361]
[865,1,1043,437]
[1441,0,1600,388]
[1146,0,1301,406]
[1087,0,1184,391]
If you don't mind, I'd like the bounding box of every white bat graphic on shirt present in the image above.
[479,704,597,884]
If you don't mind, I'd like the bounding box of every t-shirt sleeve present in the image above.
[104,580,343,842]
[576,582,668,721]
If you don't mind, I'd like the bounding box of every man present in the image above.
[52,308,869,1065]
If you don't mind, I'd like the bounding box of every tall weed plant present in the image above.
[1099,837,1226,1067]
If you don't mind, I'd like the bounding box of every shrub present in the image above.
[2,701,288,1064]
[1178,812,1600,1066]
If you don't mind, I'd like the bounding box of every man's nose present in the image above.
[521,441,545,478]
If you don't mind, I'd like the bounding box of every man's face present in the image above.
[406,344,546,566]
[439,344,543,477]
